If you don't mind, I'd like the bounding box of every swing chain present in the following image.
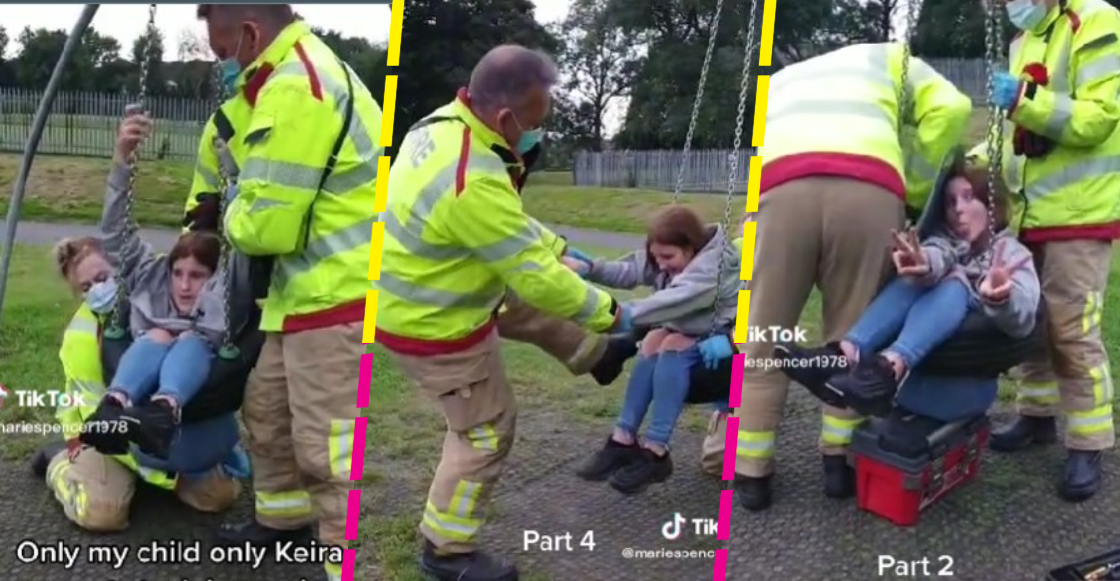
[672,0,725,203]
[982,0,1006,262]
[108,3,158,336]
[709,0,759,336]
[896,0,918,130]
[213,136,238,358]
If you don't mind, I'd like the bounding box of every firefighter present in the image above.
[697,43,972,511]
[972,0,1120,501]
[374,45,632,581]
[194,6,382,581]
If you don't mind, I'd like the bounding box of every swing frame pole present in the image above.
[0,4,100,332]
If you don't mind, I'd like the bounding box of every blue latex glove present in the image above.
[566,246,594,263]
[698,334,735,370]
[610,305,633,333]
[224,182,240,203]
[990,72,1022,110]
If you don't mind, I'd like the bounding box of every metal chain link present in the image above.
[108,3,158,336]
[896,0,917,130]
[709,0,759,334]
[211,65,236,356]
[671,0,726,203]
[982,0,1006,265]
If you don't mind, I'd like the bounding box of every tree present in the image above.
[394,0,558,156]
[554,0,639,149]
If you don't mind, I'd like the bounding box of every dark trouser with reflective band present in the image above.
[496,292,608,375]
[387,331,513,553]
[1015,240,1115,450]
[734,177,903,477]
[243,322,364,581]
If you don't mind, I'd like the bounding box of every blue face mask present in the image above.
[220,59,242,93]
[517,129,543,154]
[1006,0,1047,30]
[85,279,118,315]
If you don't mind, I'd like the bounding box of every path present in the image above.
[5,390,1118,580]
[0,220,644,251]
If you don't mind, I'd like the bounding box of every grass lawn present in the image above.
[0,153,732,235]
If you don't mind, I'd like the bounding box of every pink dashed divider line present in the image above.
[714,354,744,580]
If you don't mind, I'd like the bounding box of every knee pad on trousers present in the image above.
[46,453,132,532]
[177,468,242,513]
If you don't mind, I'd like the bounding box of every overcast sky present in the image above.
[1,2,573,60]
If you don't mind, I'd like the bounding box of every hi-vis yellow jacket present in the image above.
[758,43,972,213]
[203,21,382,332]
[968,0,1120,242]
[56,305,176,490]
[374,91,623,354]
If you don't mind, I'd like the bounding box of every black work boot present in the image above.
[575,437,641,481]
[419,541,519,581]
[590,336,639,386]
[79,395,134,455]
[735,475,773,511]
[773,342,851,407]
[822,455,855,499]
[30,440,68,478]
[609,448,673,495]
[826,355,900,417]
[215,520,313,547]
[125,398,178,459]
[1059,450,1103,502]
[989,415,1057,452]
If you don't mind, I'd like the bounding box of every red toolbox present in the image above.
[847,414,990,526]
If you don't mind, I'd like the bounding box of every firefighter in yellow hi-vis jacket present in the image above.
[697,43,971,512]
[194,6,382,581]
[375,45,632,581]
[969,0,1120,502]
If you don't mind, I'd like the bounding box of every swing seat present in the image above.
[99,301,265,423]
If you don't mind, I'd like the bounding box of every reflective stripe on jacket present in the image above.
[57,305,177,490]
[759,42,972,213]
[374,90,621,353]
[217,21,384,332]
[974,0,1120,242]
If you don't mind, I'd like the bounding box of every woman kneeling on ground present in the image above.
[775,157,1041,414]
[27,111,248,533]
[563,206,740,494]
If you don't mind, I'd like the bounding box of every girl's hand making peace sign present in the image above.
[891,228,931,277]
[979,240,1032,304]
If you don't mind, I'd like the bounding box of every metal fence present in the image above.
[0,88,215,161]
[573,58,996,190]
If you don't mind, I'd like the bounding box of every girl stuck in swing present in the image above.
[561,205,740,494]
[61,110,230,459]
[776,156,1040,416]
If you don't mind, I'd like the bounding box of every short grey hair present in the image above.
[468,44,559,111]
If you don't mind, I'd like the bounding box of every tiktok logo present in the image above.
[661,512,687,540]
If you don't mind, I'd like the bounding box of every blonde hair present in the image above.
[52,237,103,283]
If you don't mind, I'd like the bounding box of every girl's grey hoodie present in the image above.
[586,224,741,336]
[101,163,228,346]
[914,167,1041,340]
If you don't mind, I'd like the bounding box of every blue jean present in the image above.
[111,332,214,405]
[844,277,972,370]
[132,412,248,479]
[617,347,703,447]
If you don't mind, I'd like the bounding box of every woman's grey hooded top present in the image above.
[585,223,741,336]
[914,165,1041,339]
[101,163,229,346]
